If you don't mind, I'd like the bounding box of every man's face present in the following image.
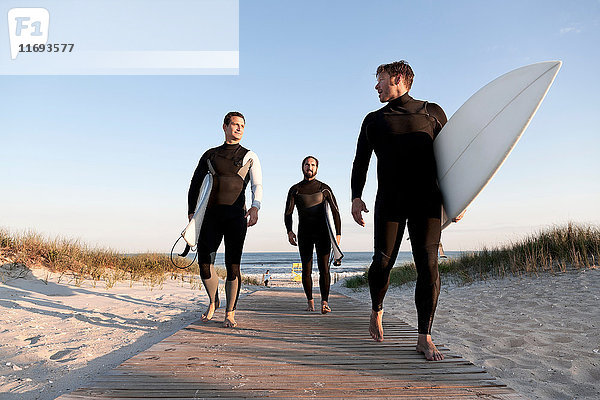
[223,116,245,143]
[375,72,406,103]
[303,158,318,180]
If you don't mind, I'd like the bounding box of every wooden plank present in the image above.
[56,287,522,399]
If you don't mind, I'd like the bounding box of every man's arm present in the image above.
[429,102,465,223]
[284,186,297,246]
[350,115,374,226]
[246,151,263,211]
[428,103,448,137]
[323,185,341,236]
[245,151,262,227]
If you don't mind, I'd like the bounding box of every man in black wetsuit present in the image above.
[285,156,341,314]
[188,111,263,328]
[351,61,447,360]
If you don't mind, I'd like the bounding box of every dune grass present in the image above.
[344,223,600,289]
[0,229,261,288]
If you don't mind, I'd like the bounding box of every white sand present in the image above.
[0,263,255,400]
[1,261,598,400]
[334,267,600,400]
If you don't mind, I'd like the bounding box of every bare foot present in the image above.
[201,298,219,322]
[321,301,331,314]
[369,310,384,342]
[416,334,444,361]
[306,299,315,312]
[223,311,237,328]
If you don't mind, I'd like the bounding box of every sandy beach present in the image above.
[0,264,224,400]
[336,267,600,399]
[1,263,599,399]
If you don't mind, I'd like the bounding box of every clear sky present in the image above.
[2,0,599,253]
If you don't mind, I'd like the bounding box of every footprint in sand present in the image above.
[50,348,79,361]
[553,335,574,344]
[509,338,526,348]
[25,335,43,345]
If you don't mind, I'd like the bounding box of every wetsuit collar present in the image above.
[222,141,240,148]
[388,92,412,106]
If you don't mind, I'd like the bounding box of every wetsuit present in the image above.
[351,93,447,335]
[188,142,262,312]
[284,179,341,302]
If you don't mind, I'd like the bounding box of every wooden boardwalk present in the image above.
[58,288,521,399]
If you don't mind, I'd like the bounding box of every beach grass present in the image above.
[0,229,261,287]
[344,223,600,288]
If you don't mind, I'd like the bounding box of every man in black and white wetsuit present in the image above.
[351,61,447,360]
[187,111,263,328]
[285,156,341,314]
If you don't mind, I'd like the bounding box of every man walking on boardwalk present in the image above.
[187,111,263,328]
[285,156,341,314]
[350,61,447,360]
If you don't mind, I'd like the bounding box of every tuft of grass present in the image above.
[0,228,256,288]
[242,275,262,286]
[389,263,418,285]
[343,222,600,288]
[441,222,600,283]
[343,272,368,289]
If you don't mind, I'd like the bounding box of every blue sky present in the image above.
[2,0,599,252]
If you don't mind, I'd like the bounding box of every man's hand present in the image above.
[188,213,194,222]
[246,206,259,227]
[288,231,297,246]
[351,198,369,227]
[335,234,341,245]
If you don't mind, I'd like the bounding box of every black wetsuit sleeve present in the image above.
[187,151,209,215]
[324,184,341,235]
[351,114,374,199]
[427,103,448,137]
[284,186,296,233]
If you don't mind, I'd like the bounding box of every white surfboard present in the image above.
[182,172,213,247]
[324,201,343,263]
[434,61,561,229]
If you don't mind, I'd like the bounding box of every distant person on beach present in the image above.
[284,156,341,314]
[263,269,271,287]
[187,111,263,328]
[351,61,447,360]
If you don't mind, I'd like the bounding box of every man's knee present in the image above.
[414,244,439,283]
[372,250,393,271]
[199,252,217,279]
[226,264,241,281]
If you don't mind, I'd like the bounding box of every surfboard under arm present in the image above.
[182,172,213,248]
[324,201,343,262]
[434,61,561,230]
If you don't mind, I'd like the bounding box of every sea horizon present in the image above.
[162,250,468,279]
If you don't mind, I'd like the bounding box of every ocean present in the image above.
[202,251,465,280]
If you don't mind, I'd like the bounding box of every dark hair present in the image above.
[302,155,319,168]
[224,111,245,126]
[376,60,414,90]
